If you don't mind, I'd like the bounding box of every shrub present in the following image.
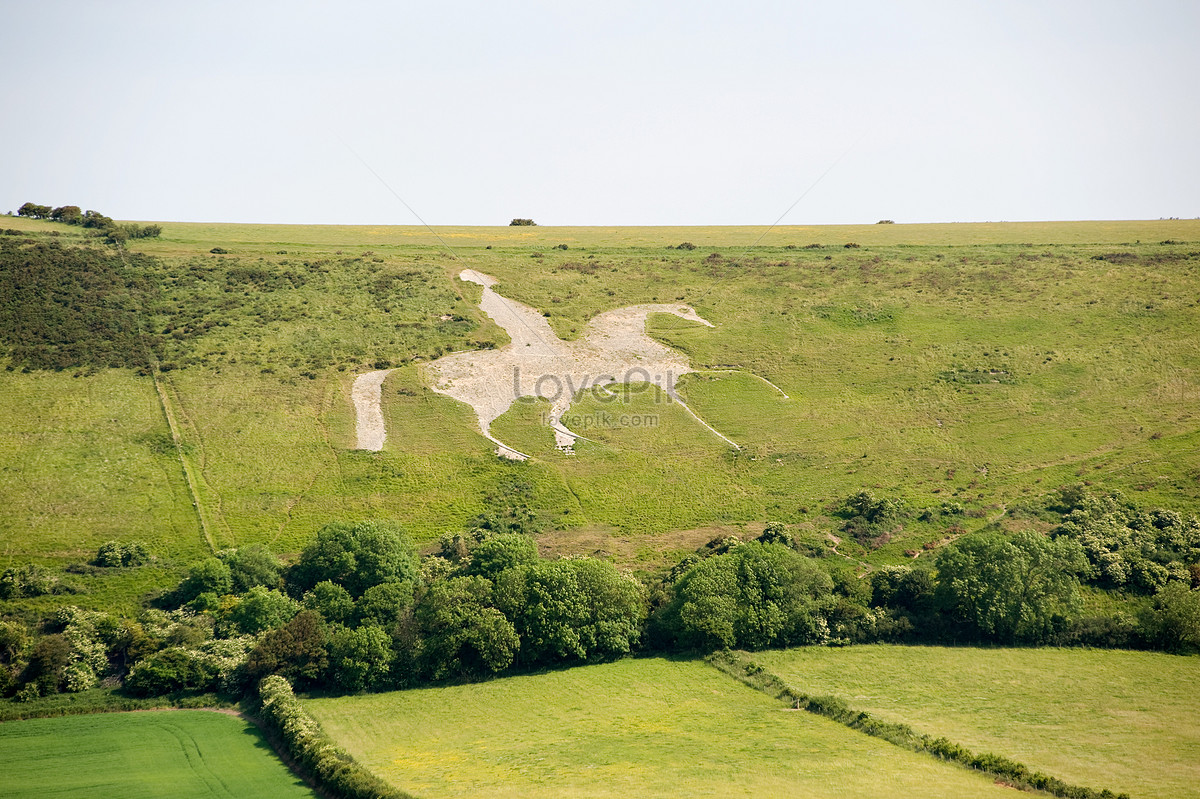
[466,533,538,579]
[1139,582,1200,652]
[174,558,233,605]
[0,238,157,372]
[0,564,62,599]
[257,676,415,799]
[757,521,794,548]
[508,218,537,226]
[221,544,283,592]
[124,647,217,696]
[95,540,151,567]
[22,635,72,694]
[246,610,329,686]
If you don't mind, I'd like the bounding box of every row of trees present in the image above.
[16,201,161,243]
[2,488,1198,703]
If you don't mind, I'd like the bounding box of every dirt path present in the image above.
[351,369,393,451]
[428,270,728,459]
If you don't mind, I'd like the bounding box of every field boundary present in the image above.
[258,676,417,799]
[707,650,1129,799]
[152,371,215,553]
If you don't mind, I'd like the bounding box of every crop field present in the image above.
[2,216,1197,579]
[0,709,316,798]
[753,646,1200,799]
[304,656,1021,798]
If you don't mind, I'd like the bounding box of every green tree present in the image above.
[326,625,392,692]
[17,202,51,219]
[1140,582,1200,652]
[934,531,1087,643]
[661,542,833,650]
[303,580,356,626]
[495,560,589,662]
[414,576,519,680]
[81,209,113,229]
[175,558,232,605]
[355,580,414,628]
[223,586,299,636]
[222,544,283,592]
[569,558,646,658]
[50,205,82,225]
[289,520,417,597]
[245,610,328,687]
[466,533,538,579]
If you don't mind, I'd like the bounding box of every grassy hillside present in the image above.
[0,710,316,798]
[1,216,1197,577]
[754,645,1200,799]
[305,656,1022,798]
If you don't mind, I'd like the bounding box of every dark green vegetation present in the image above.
[0,709,317,798]
[0,239,157,372]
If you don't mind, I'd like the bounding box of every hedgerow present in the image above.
[257,675,415,799]
[710,651,1130,799]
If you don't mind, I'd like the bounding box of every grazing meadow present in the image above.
[753,645,1200,799]
[305,656,1025,799]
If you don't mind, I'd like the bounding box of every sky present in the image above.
[1,1,1197,226]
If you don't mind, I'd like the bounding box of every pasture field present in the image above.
[1,216,1198,577]
[753,645,1200,799]
[304,656,1022,798]
[0,709,316,798]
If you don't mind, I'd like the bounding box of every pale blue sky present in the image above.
[2,1,1196,225]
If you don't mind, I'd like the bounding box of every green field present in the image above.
[0,710,316,798]
[753,646,1200,799]
[2,216,1197,579]
[305,656,1022,798]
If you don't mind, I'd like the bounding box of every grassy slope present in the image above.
[304,656,1019,799]
[754,646,1200,799]
[0,710,317,798]
[1,217,1198,573]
